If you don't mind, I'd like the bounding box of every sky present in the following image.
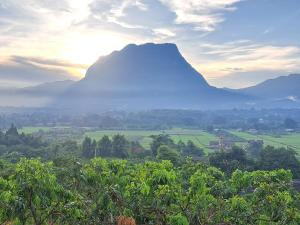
[0,0,300,88]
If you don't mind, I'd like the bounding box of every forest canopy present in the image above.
[1,158,300,225]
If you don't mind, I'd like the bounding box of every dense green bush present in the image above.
[1,158,300,225]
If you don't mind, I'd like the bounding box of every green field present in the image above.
[19,126,51,134]
[19,126,300,155]
[230,131,300,153]
[85,129,300,154]
[84,128,219,153]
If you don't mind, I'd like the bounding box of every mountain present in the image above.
[2,43,298,110]
[56,43,250,111]
[234,74,300,107]
[237,74,300,99]
[0,80,75,107]
[19,80,75,96]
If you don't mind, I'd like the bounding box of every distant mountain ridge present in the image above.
[236,74,300,100]
[0,43,299,110]
[19,80,75,96]
[55,43,251,111]
[0,80,74,107]
[227,74,300,108]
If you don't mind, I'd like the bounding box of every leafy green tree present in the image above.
[81,137,96,158]
[60,140,80,155]
[125,160,180,224]
[112,134,129,158]
[182,140,204,158]
[209,146,253,174]
[97,135,112,157]
[157,145,180,165]
[1,156,300,224]
[0,158,81,225]
[258,146,300,178]
[168,213,189,225]
[150,134,175,156]
[5,124,19,136]
[80,158,128,224]
[246,140,263,158]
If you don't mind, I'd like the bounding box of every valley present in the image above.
[20,126,300,156]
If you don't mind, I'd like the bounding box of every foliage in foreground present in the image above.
[1,158,300,225]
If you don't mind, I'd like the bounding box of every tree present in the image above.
[81,137,96,158]
[156,145,180,165]
[246,140,263,158]
[1,158,300,224]
[150,134,175,156]
[5,124,19,136]
[61,140,80,156]
[183,140,204,158]
[0,159,81,225]
[209,146,253,174]
[129,140,145,155]
[258,146,300,178]
[112,134,129,158]
[97,135,112,157]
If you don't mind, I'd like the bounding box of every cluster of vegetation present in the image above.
[1,124,300,224]
[1,158,300,225]
[1,109,299,132]
[81,134,205,165]
[149,134,300,179]
[81,135,145,159]
[209,146,300,178]
[0,124,47,162]
[0,126,205,164]
[1,125,300,179]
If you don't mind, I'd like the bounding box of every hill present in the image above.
[0,80,74,107]
[234,74,300,107]
[56,43,250,111]
[238,74,300,99]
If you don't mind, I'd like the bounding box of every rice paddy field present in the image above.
[229,131,300,154]
[20,126,300,155]
[19,126,51,134]
[84,128,218,153]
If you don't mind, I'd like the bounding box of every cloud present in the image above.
[1,0,300,89]
[158,0,242,31]
[0,56,81,87]
[11,56,87,70]
[153,28,176,39]
[89,0,149,29]
[185,40,300,87]
[87,0,178,40]
[198,41,300,74]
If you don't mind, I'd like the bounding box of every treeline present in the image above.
[1,125,300,180]
[0,124,47,161]
[81,134,204,163]
[1,158,300,225]
[81,135,145,159]
[209,146,300,178]
[0,126,204,164]
[1,109,299,131]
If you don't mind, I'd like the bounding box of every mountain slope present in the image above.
[237,74,300,100]
[0,80,75,107]
[57,43,250,111]
[230,74,300,108]
[19,80,75,96]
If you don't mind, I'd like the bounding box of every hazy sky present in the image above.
[1,0,300,88]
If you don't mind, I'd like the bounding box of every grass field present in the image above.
[230,131,300,154]
[19,126,300,155]
[84,128,219,153]
[19,126,51,134]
